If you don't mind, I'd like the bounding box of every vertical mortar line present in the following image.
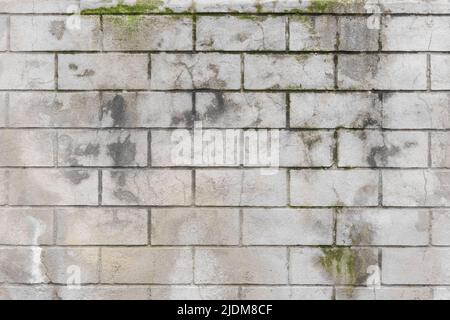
[286,93,290,129]
[426,53,431,91]
[54,54,59,90]
[378,247,382,286]
[286,169,291,207]
[377,14,383,52]
[333,208,338,245]
[333,129,339,169]
[147,53,152,81]
[192,92,196,207]
[285,15,290,52]
[428,131,432,168]
[378,169,383,207]
[240,53,245,92]
[98,170,102,206]
[100,15,104,52]
[148,208,152,245]
[192,12,197,52]
[98,91,104,125]
[237,286,243,300]
[335,15,340,51]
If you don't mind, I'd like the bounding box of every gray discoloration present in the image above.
[49,21,65,40]
[367,145,401,167]
[107,134,137,166]
[103,95,127,127]
[75,69,95,78]
[63,170,90,185]
[198,92,227,123]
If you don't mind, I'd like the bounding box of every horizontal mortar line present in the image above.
[4,12,450,16]
[2,89,450,93]
[0,205,448,211]
[3,128,450,132]
[6,50,450,54]
[2,205,450,209]
[19,165,450,170]
[0,244,438,248]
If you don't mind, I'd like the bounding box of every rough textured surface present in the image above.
[0,0,449,300]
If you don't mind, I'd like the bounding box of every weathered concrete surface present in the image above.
[0,0,449,300]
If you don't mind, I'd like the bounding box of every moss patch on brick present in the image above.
[320,247,357,294]
[81,0,169,14]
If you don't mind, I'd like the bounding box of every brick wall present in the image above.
[0,0,450,300]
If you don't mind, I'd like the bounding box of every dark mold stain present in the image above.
[68,63,78,71]
[103,95,127,127]
[49,20,66,40]
[367,145,400,167]
[196,92,227,123]
[171,110,194,126]
[63,170,90,185]
[113,190,139,203]
[107,134,137,166]
[75,69,95,78]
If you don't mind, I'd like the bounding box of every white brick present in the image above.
[102,169,192,205]
[8,92,101,128]
[431,210,450,245]
[338,54,427,90]
[150,286,239,300]
[336,287,433,300]
[151,53,240,90]
[245,54,334,89]
[56,208,148,245]
[0,130,55,166]
[0,93,6,126]
[290,170,379,206]
[338,16,379,51]
[241,286,333,300]
[101,92,192,128]
[431,55,450,90]
[338,130,428,167]
[431,132,450,167]
[0,248,99,284]
[197,16,286,51]
[196,92,286,128]
[11,16,101,51]
[195,248,287,284]
[58,286,150,300]
[383,248,450,285]
[151,208,239,245]
[0,285,55,300]
[101,248,193,284]
[290,247,378,285]
[0,16,7,51]
[382,93,450,129]
[58,53,149,90]
[0,54,54,89]
[103,15,192,51]
[58,130,148,167]
[280,130,334,167]
[0,0,80,13]
[289,16,337,51]
[0,208,54,245]
[195,169,287,206]
[290,93,381,129]
[383,170,450,207]
[242,208,333,245]
[80,0,193,13]
[8,169,98,205]
[0,170,6,205]
[382,16,450,51]
[337,209,429,246]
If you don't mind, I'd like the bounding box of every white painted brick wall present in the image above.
[1,0,450,300]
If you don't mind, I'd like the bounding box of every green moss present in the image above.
[81,0,165,14]
[319,247,357,295]
[286,0,364,14]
